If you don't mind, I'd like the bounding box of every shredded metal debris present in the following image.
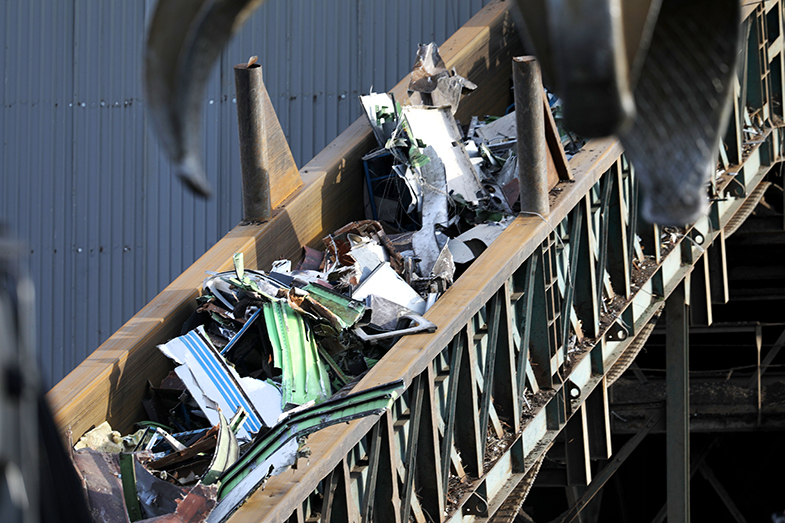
[68,41,583,523]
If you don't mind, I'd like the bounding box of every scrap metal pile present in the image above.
[70,43,582,523]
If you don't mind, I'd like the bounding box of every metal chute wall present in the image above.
[0,0,491,388]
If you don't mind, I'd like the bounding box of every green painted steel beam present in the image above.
[218,380,404,499]
[263,300,331,408]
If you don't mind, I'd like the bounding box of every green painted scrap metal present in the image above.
[119,452,143,522]
[302,283,366,330]
[202,412,240,486]
[263,300,331,408]
[217,380,404,499]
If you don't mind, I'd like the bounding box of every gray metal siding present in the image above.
[1,0,493,389]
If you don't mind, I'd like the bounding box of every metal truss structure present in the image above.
[48,1,785,522]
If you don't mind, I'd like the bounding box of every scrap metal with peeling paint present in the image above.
[46,2,785,522]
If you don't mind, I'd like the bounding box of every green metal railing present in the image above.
[219,3,785,520]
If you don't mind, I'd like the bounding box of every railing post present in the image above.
[234,62,272,223]
[514,56,550,216]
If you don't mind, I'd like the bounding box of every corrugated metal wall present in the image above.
[1,0,492,389]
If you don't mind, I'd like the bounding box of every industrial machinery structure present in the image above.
[47,1,785,521]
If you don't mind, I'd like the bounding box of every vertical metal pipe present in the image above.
[513,56,550,216]
[666,279,690,523]
[234,63,271,223]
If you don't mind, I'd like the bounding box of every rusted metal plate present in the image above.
[72,450,131,523]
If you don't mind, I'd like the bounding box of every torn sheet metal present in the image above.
[354,314,436,343]
[322,221,405,289]
[325,221,404,273]
[361,294,416,331]
[455,216,514,245]
[388,230,414,259]
[354,295,437,343]
[147,426,220,480]
[120,452,144,521]
[430,69,477,113]
[210,380,404,523]
[144,484,218,523]
[202,277,243,311]
[402,105,484,204]
[148,427,187,453]
[430,242,455,285]
[73,449,131,523]
[411,145,450,277]
[316,345,351,387]
[475,111,517,144]
[349,246,384,283]
[502,177,521,210]
[409,42,449,93]
[270,259,291,273]
[360,91,398,147]
[157,326,282,441]
[232,252,245,280]
[345,234,389,283]
[203,270,282,310]
[262,300,331,409]
[201,413,239,486]
[134,457,190,518]
[289,269,331,288]
[195,301,238,326]
[496,153,518,188]
[135,457,219,523]
[295,246,324,271]
[228,407,248,434]
[408,43,476,113]
[286,287,337,328]
[484,179,514,215]
[392,164,423,215]
[448,217,514,264]
[352,262,426,315]
[132,425,199,457]
[302,283,366,330]
[362,148,420,230]
[206,437,296,523]
[219,309,261,356]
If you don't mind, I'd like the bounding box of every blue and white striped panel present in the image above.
[180,329,263,434]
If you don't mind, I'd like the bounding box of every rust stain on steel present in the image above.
[323,220,405,275]
[72,449,131,523]
[143,484,218,523]
[295,245,324,271]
